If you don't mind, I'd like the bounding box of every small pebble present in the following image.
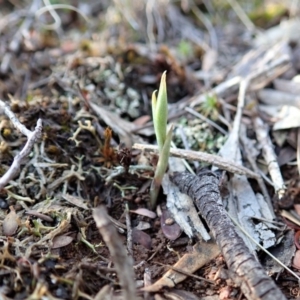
[3,206,19,236]
[0,198,8,209]
[134,196,142,204]
[165,218,174,225]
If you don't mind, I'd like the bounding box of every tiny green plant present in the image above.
[150,71,173,209]
[199,94,219,120]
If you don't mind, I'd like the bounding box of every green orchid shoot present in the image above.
[150,71,173,209]
[152,71,168,152]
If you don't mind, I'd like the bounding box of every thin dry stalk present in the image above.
[133,143,259,179]
[125,202,133,256]
[226,0,256,32]
[253,116,286,199]
[93,206,137,300]
[185,106,227,135]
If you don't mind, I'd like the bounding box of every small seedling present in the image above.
[200,94,219,120]
[150,71,173,209]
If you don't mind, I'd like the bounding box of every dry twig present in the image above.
[0,100,42,190]
[93,206,137,300]
[125,202,133,256]
[253,116,286,199]
[133,143,260,179]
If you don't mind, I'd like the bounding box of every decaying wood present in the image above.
[170,171,286,300]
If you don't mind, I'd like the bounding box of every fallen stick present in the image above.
[253,116,286,200]
[133,143,260,179]
[0,100,42,190]
[170,171,286,300]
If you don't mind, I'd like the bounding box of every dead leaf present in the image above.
[258,89,300,107]
[142,240,220,292]
[132,228,152,250]
[3,206,20,236]
[25,210,54,222]
[295,204,300,216]
[293,249,300,269]
[133,115,151,126]
[164,289,200,300]
[161,209,181,241]
[201,296,219,300]
[61,193,89,210]
[130,208,156,219]
[263,229,295,275]
[278,146,296,166]
[51,234,74,249]
[274,106,300,130]
[202,49,218,72]
[274,78,300,95]
[135,221,151,231]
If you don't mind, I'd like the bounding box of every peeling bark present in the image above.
[170,171,286,300]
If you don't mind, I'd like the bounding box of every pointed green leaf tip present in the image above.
[153,71,168,152]
[151,90,157,129]
[150,71,171,209]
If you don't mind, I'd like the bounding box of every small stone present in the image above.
[165,218,175,225]
[3,206,20,236]
[0,198,8,209]
[134,197,142,204]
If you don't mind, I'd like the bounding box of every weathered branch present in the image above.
[0,100,42,190]
[170,171,286,300]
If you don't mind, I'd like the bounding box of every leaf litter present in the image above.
[1,1,300,299]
